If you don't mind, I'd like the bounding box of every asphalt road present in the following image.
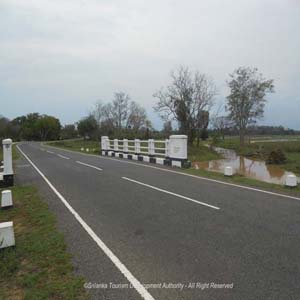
[15,142,300,300]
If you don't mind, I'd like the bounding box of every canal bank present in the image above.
[193,146,300,185]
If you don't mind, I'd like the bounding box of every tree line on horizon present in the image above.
[1,66,297,146]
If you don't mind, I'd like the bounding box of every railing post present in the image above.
[101,136,109,151]
[114,139,118,152]
[135,139,140,155]
[165,139,170,158]
[148,139,155,156]
[123,139,128,153]
[168,135,188,167]
[2,139,14,186]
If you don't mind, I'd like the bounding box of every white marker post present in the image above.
[224,166,234,177]
[0,221,15,249]
[2,139,14,186]
[1,190,13,208]
[285,174,297,187]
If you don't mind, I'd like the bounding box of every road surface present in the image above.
[16,142,300,300]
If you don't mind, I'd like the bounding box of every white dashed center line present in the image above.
[76,161,103,171]
[57,154,70,160]
[122,176,220,210]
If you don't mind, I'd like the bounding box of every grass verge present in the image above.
[1,143,87,300]
[188,144,222,162]
[47,139,100,155]
[0,185,87,300]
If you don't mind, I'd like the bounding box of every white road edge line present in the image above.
[122,176,220,210]
[16,145,155,300]
[57,154,70,160]
[47,150,54,154]
[44,144,300,202]
[76,161,103,171]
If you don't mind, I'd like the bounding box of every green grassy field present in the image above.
[0,143,87,300]
[47,139,100,155]
[188,144,222,162]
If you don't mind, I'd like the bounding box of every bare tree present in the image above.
[93,101,104,124]
[212,116,232,140]
[226,67,274,146]
[93,92,130,132]
[153,66,216,145]
[127,101,150,132]
[162,120,173,137]
[92,93,151,136]
[112,92,130,129]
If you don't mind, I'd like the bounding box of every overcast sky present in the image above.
[1,0,300,129]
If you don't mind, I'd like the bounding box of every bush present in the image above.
[266,149,287,164]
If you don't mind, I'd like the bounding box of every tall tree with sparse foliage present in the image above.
[226,67,274,146]
[92,92,152,136]
[153,66,216,145]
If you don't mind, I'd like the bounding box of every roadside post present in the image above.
[1,139,14,187]
[1,190,13,208]
[0,221,15,249]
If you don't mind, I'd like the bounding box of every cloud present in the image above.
[0,0,299,128]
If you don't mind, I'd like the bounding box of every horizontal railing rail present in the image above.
[104,138,170,157]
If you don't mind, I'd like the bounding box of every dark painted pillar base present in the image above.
[0,174,14,188]
[182,160,191,168]
[164,158,172,166]
[149,157,156,164]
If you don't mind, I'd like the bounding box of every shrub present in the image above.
[266,149,287,164]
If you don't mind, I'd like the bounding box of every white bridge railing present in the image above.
[101,135,188,167]
[106,139,169,157]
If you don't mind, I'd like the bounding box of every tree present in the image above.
[0,116,11,139]
[196,110,209,145]
[212,116,233,140]
[77,115,98,139]
[153,66,216,145]
[21,113,41,140]
[60,124,78,140]
[127,101,149,132]
[36,115,61,141]
[10,113,60,140]
[92,93,151,137]
[112,92,130,129]
[226,67,274,146]
[162,121,173,137]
